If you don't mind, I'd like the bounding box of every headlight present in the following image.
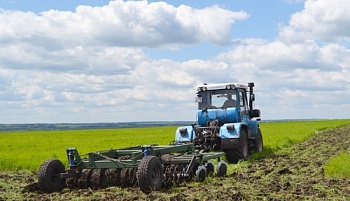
[197,87,207,91]
[226,84,235,89]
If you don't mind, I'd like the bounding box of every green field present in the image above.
[0,119,350,171]
[324,152,350,179]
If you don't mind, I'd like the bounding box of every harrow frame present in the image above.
[38,143,227,193]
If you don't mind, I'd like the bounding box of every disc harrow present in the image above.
[37,143,227,194]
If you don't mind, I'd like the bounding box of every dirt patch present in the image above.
[1,125,350,200]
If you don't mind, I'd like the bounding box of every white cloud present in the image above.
[0,0,248,49]
[279,0,350,43]
[1,0,350,123]
[213,0,350,120]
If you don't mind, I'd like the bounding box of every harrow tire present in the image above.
[252,128,263,153]
[137,155,163,193]
[205,161,215,176]
[216,161,227,177]
[195,165,206,182]
[37,159,66,193]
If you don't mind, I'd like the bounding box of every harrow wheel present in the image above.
[137,155,163,193]
[37,159,66,193]
[195,165,206,182]
[216,161,227,177]
[205,161,215,176]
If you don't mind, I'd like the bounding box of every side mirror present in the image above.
[249,109,260,118]
[195,97,202,103]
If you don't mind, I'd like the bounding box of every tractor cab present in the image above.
[195,83,260,126]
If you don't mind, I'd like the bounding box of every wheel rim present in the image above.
[151,165,161,185]
[51,168,61,183]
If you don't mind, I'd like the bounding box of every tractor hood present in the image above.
[197,107,239,127]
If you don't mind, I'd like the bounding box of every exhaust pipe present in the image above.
[248,82,255,111]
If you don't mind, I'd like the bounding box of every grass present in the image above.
[0,119,350,171]
[0,127,176,171]
[260,120,348,150]
[324,153,350,179]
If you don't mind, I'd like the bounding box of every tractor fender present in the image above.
[174,126,194,144]
[219,122,247,150]
[246,120,259,138]
[219,122,246,139]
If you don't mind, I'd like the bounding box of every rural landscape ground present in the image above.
[1,124,350,200]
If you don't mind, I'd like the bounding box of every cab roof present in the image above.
[197,83,247,91]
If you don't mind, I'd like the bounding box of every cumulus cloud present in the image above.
[279,0,350,43]
[0,0,247,74]
[1,0,350,123]
[0,0,247,48]
[214,0,350,120]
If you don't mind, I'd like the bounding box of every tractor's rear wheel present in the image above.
[37,159,66,193]
[137,155,163,193]
[224,129,249,163]
[252,128,263,153]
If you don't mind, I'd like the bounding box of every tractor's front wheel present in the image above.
[137,155,163,193]
[37,159,66,193]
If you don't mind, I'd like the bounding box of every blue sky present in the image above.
[0,0,349,123]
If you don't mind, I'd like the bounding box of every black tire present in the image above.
[205,161,215,176]
[252,128,263,153]
[240,130,249,160]
[37,159,66,193]
[188,161,200,181]
[224,129,249,163]
[216,161,227,177]
[137,155,163,193]
[195,166,206,182]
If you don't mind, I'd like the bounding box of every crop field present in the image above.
[1,119,350,200]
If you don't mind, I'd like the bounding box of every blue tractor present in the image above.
[174,82,263,163]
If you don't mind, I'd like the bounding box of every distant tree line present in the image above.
[0,121,194,132]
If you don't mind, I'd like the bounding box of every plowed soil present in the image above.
[1,125,350,200]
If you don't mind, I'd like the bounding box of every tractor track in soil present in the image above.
[1,125,350,200]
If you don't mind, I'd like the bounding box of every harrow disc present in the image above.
[121,168,137,187]
[104,168,122,187]
[90,169,108,189]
